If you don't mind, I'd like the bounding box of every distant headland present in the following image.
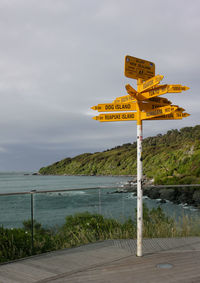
[39,125,200,186]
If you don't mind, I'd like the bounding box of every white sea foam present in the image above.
[61,191,86,196]
[126,193,137,200]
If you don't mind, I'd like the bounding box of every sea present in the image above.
[0,172,200,229]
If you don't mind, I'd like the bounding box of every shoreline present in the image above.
[35,173,135,177]
[116,180,200,209]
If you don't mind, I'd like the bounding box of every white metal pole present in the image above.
[137,122,143,257]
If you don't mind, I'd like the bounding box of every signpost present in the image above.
[91,55,190,257]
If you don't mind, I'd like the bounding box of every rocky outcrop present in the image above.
[118,180,200,208]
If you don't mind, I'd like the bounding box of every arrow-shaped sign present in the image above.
[145,112,190,120]
[126,84,189,101]
[92,109,189,122]
[137,75,164,93]
[113,95,172,105]
[140,105,178,119]
[91,103,137,112]
[125,85,137,98]
[113,94,136,104]
[148,97,172,105]
[93,112,137,122]
[167,85,190,93]
[92,100,174,113]
[136,84,169,100]
[141,103,176,112]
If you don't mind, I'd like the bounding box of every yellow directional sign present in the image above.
[126,83,189,101]
[174,112,190,118]
[145,112,190,120]
[137,84,169,100]
[167,85,190,93]
[113,95,172,105]
[148,97,172,105]
[141,102,174,112]
[92,105,181,122]
[176,107,185,112]
[91,103,137,112]
[93,112,137,122]
[137,75,164,93]
[126,84,167,100]
[124,55,155,80]
[125,85,138,98]
[91,101,176,113]
[140,105,178,119]
[113,95,136,104]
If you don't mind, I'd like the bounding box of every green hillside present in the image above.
[39,125,200,185]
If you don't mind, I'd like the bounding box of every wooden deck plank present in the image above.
[0,237,200,283]
[59,251,200,283]
[0,262,55,282]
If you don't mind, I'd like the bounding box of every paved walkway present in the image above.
[1,237,200,282]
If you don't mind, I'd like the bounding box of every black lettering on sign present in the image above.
[105,114,120,120]
[122,113,135,119]
[136,59,145,64]
[148,86,167,97]
[152,104,164,109]
[129,62,137,66]
[121,97,128,103]
[116,104,131,110]
[143,79,153,89]
[166,114,173,118]
[149,97,161,103]
[113,114,120,119]
[164,108,171,113]
[146,109,162,117]
[105,105,114,110]
[128,66,136,71]
[172,87,181,91]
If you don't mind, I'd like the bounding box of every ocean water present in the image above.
[0,173,200,229]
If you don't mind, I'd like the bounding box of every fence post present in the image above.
[30,190,36,253]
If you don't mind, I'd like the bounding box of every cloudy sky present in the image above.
[0,0,199,171]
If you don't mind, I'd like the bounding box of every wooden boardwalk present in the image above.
[1,237,200,282]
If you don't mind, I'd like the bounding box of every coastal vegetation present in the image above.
[39,125,200,185]
[1,206,200,263]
